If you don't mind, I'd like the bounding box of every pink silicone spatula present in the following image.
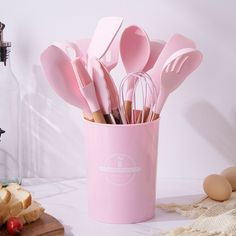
[87,17,123,75]
[90,58,115,124]
[94,59,125,124]
[40,45,92,119]
[120,25,151,122]
[87,17,123,59]
[72,58,106,124]
[76,38,120,72]
[153,48,203,117]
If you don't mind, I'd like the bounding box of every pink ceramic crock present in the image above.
[84,119,159,224]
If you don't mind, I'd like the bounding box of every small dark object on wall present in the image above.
[0,128,5,142]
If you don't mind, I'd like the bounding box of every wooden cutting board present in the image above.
[0,213,64,236]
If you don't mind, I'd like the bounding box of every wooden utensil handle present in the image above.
[112,108,123,124]
[104,114,116,124]
[124,100,132,123]
[93,110,106,124]
[138,107,159,123]
[152,112,159,120]
[136,106,150,123]
[83,112,94,122]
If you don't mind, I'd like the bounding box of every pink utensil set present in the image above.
[40,17,203,124]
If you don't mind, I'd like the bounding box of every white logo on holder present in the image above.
[99,154,141,186]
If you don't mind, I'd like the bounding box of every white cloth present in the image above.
[157,193,236,236]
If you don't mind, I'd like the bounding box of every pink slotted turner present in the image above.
[143,34,197,120]
[152,48,203,119]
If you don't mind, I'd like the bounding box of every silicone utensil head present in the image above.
[154,48,203,114]
[76,38,120,72]
[40,45,92,118]
[96,59,119,110]
[161,48,203,93]
[87,17,123,59]
[143,40,165,72]
[91,58,111,114]
[120,25,151,73]
[147,34,197,92]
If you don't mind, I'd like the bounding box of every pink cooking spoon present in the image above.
[40,45,92,119]
[120,25,151,122]
[120,25,151,74]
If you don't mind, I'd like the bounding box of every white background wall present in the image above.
[1,0,236,180]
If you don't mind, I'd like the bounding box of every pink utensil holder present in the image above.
[84,119,159,224]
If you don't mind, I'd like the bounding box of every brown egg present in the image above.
[203,174,232,201]
[221,167,236,191]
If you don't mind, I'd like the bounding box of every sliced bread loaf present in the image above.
[0,183,44,225]
[1,183,32,222]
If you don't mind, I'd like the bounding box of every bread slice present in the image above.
[1,183,32,222]
[17,201,45,224]
[0,188,11,206]
[7,183,32,211]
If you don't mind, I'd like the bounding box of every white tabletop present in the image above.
[22,178,205,236]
